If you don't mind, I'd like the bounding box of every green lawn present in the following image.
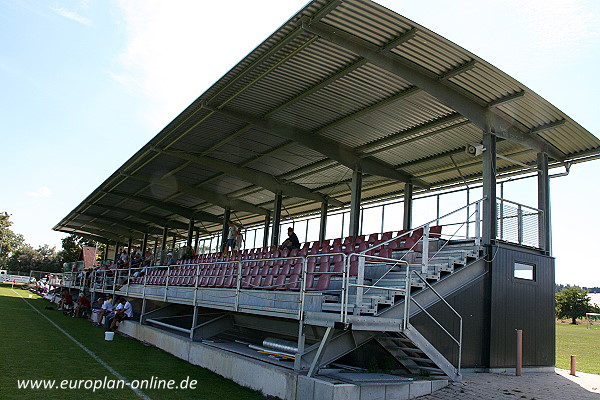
[556,321,600,375]
[0,287,265,400]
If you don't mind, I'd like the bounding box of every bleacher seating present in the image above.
[126,226,443,293]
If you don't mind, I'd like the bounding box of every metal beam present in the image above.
[161,149,343,207]
[91,203,190,231]
[271,192,283,246]
[63,225,124,243]
[107,190,222,224]
[124,173,269,216]
[79,212,159,236]
[302,20,566,162]
[349,169,362,237]
[537,153,551,254]
[403,183,413,230]
[482,131,497,245]
[203,104,429,189]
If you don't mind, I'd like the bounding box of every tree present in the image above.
[0,214,25,269]
[555,286,595,324]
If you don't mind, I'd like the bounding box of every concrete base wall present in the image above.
[118,321,448,400]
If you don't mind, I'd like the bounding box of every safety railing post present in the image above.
[340,254,348,324]
[126,265,131,296]
[298,257,308,320]
[422,224,430,274]
[235,261,242,312]
[355,256,365,312]
[403,265,411,331]
[475,201,481,245]
[164,266,170,302]
[517,205,523,245]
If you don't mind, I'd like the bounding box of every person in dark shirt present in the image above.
[279,227,301,250]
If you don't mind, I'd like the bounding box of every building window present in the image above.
[514,262,535,281]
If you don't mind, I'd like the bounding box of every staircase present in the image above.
[316,239,484,382]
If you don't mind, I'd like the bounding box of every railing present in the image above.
[497,198,543,249]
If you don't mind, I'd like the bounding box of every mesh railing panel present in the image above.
[497,200,542,248]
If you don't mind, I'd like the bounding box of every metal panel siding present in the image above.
[489,245,555,368]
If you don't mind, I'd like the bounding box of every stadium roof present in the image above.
[54,0,600,243]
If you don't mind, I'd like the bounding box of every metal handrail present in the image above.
[408,270,463,374]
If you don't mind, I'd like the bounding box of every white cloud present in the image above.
[26,186,52,198]
[50,6,92,26]
[110,0,305,130]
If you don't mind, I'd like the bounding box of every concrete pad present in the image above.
[384,383,410,400]
[297,375,315,399]
[360,385,385,400]
[408,381,432,398]
[431,379,449,392]
[332,383,360,400]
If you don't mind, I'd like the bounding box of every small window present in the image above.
[514,262,535,280]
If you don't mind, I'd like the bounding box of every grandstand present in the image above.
[52,0,600,399]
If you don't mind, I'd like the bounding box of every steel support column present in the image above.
[194,228,200,253]
[271,192,283,247]
[403,183,414,230]
[127,237,133,255]
[221,208,231,252]
[142,233,148,255]
[349,169,362,237]
[161,226,168,264]
[319,202,328,242]
[187,218,195,247]
[537,153,551,254]
[482,131,497,245]
[263,214,271,248]
[114,241,120,262]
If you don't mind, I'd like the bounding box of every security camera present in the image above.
[465,143,485,157]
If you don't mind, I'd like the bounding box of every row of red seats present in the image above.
[176,226,442,266]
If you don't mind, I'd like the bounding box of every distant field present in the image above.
[0,287,265,400]
[556,322,600,375]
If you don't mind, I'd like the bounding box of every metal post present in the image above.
[517,205,523,245]
[194,228,200,254]
[161,226,168,265]
[294,322,306,371]
[114,241,120,263]
[355,256,365,312]
[221,208,231,252]
[171,235,176,252]
[127,237,133,255]
[403,183,413,230]
[499,183,504,241]
[263,214,270,248]
[475,202,481,245]
[465,190,470,237]
[187,218,195,247]
[349,169,362,237]
[271,192,283,247]
[537,153,551,254]
[482,130,497,245]
[422,224,429,274]
[516,329,522,376]
[319,202,328,242]
[142,233,148,256]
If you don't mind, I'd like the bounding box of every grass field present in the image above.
[556,321,600,375]
[0,287,265,400]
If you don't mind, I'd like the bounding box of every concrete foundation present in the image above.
[118,321,448,399]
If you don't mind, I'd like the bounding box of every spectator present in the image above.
[95,298,113,327]
[166,252,175,266]
[234,227,245,255]
[223,221,237,256]
[57,289,73,311]
[74,292,91,318]
[279,227,301,250]
[183,245,195,260]
[108,297,133,331]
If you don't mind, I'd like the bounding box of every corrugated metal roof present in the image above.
[54,0,600,243]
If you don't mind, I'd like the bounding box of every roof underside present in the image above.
[55,0,600,244]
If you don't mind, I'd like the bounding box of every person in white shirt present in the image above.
[95,298,113,327]
[109,298,133,331]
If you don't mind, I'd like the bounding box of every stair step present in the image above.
[413,365,445,373]
[395,355,436,364]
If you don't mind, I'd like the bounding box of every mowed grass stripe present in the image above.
[11,289,152,400]
[0,288,265,400]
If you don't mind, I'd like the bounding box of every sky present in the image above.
[0,0,599,286]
